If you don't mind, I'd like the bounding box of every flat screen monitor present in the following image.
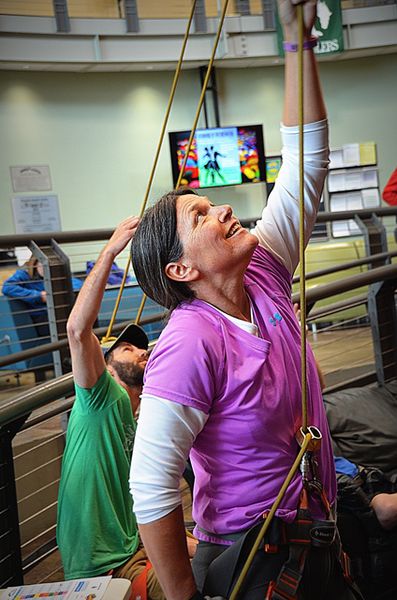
[169,124,266,189]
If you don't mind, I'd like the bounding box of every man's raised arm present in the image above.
[66,216,139,388]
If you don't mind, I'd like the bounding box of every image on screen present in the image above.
[265,155,282,198]
[265,156,282,184]
[169,125,266,189]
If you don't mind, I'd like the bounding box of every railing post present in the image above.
[0,418,26,587]
[29,240,75,378]
[367,277,397,386]
[354,213,389,268]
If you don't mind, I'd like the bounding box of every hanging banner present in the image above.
[277,0,344,57]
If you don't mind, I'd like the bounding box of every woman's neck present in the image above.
[195,278,251,322]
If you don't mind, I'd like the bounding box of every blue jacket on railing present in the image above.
[2,269,83,313]
[86,260,133,286]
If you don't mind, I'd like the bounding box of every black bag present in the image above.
[324,380,397,477]
[336,468,397,600]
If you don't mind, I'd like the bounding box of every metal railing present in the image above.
[0,207,397,385]
[1,205,396,385]
[0,232,167,388]
[0,205,396,586]
[0,258,396,586]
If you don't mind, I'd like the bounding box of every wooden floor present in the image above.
[5,325,374,585]
[310,325,374,387]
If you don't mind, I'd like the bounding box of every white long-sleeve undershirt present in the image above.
[130,119,329,525]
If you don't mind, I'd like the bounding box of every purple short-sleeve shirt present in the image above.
[143,246,337,541]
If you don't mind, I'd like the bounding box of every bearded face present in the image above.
[109,358,145,388]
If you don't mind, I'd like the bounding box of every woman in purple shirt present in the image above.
[129,1,362,599]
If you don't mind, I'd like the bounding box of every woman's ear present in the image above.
[165,260,199,283]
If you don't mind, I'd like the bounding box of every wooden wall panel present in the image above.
[0,0,260,19]
[136,0,191,19]
[137,0,238,19]
[204,0,237,17]
[0,0,119,18]
[68,0,119,19]
[136,0,239,19]
[0,0,53,16]
[249,0,263,15]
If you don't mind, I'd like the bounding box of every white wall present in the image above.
[0,52,396,236]
[219,53,397,189]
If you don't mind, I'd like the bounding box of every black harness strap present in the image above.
[266,485,336,600]
[269,520,336,599]
[266,543,309,600]
[203,520,281,597]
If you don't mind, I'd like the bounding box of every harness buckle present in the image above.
[295,426,325,500]
[295,425,322,451]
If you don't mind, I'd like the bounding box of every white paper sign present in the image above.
[342,143,361,167]
[362,188,380,207]
[329,148,344,169]
[0,576,112,600]
[10,165,52,192]
[12,194,62,234]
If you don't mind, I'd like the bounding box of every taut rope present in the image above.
[229,6,313,598]
[134,0,231,325]
[103,0,198,342]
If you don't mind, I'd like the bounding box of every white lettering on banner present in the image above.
[315,38,340,53]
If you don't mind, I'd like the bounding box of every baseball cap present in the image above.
[101,323,149,358]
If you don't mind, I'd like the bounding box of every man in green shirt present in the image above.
[57,216,165,599]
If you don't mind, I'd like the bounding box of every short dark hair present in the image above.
[131,189,197,312]
[104,349,114,365]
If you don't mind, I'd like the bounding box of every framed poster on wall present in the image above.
[12,194,62,234]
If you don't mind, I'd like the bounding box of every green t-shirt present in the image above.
[57,369,139,579]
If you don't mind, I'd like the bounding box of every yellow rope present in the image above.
[229,6,309,598]
[174,0,230,190]
[298,6,308,434]
[135,0,231,325]
[229,432,313,600]
[107,4,312,598]
[102,0,198,342]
